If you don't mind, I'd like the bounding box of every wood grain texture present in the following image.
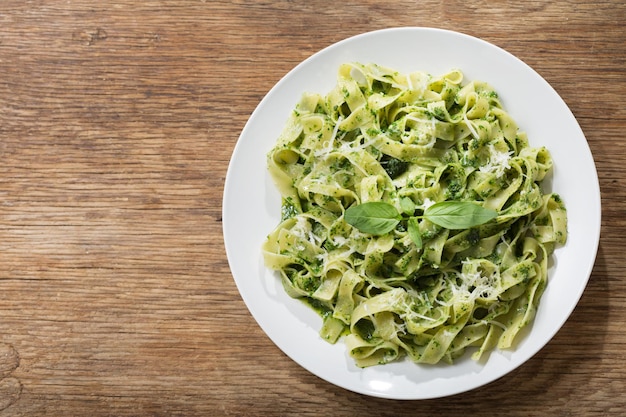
[0,1,624,415]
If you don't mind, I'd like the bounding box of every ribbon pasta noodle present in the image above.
[262,63,567,367]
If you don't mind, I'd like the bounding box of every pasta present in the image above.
[262,63,567,367]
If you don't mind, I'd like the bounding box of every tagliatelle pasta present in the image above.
[262,63,567,367]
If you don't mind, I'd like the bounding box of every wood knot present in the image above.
[0,343,21,411]
[72,27,108,46]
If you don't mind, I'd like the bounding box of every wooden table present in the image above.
[0,1,623,415]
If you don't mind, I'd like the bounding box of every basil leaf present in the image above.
[407,217,422,249]
[399,196,416,215]
[344,202,400,235]
[424,201,497,229]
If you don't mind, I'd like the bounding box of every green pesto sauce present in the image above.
[303,297,333,319]
[354,319,376,342]
[280,197,299,221]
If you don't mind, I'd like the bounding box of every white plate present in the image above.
[222,27,601,399]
